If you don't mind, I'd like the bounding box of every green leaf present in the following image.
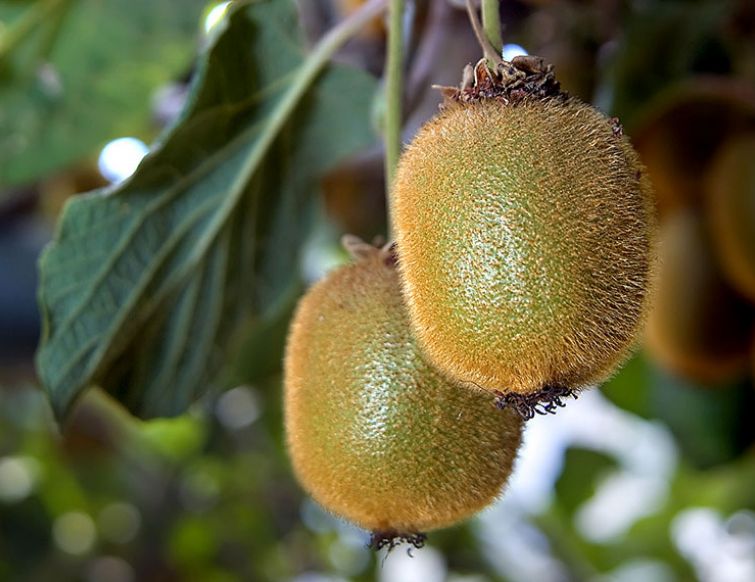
[0,0,205,187]
[35,0,378,419]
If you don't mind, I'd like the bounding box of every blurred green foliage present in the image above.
[0,0,207,188]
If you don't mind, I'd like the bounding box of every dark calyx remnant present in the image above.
[382,242,399,268]
[369,531,427,554]
[610,116,624,137]
[494,384,578,420]
[436,56,566,107]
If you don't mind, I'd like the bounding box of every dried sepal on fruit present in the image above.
[393,54,658,418]
[284,240,523,542]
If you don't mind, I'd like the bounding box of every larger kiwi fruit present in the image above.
[284,242,523,542]
[392,57,658,412]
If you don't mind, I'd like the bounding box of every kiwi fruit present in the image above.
[645,209,754,383]
[706,134,755,302]
[284,241,523,542]
[392,57,657,412]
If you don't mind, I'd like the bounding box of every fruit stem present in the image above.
[465,0,503,69]
[481,0,503,57]
[384,0,405,237]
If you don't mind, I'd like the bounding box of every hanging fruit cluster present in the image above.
[283,38,659,546]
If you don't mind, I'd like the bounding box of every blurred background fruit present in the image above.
[631,78,755,218]
[706,134,755,302]
[645,209,754,384]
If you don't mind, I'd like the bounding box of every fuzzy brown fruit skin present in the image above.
[393,97,658,397]
[284,250,523,534]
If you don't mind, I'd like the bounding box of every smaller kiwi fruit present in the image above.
[705,134,755,303]
[645,209,754,384]
[284,239,523,544]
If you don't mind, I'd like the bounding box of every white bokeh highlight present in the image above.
[0,456,40,503]
[98,137,149,184]
[53,511,97,555]
[502,43,529,61]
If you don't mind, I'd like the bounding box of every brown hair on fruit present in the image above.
[645,209,754,384]
[705,134,755,303]
[284,241,523,542]
[392,56,658,415]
